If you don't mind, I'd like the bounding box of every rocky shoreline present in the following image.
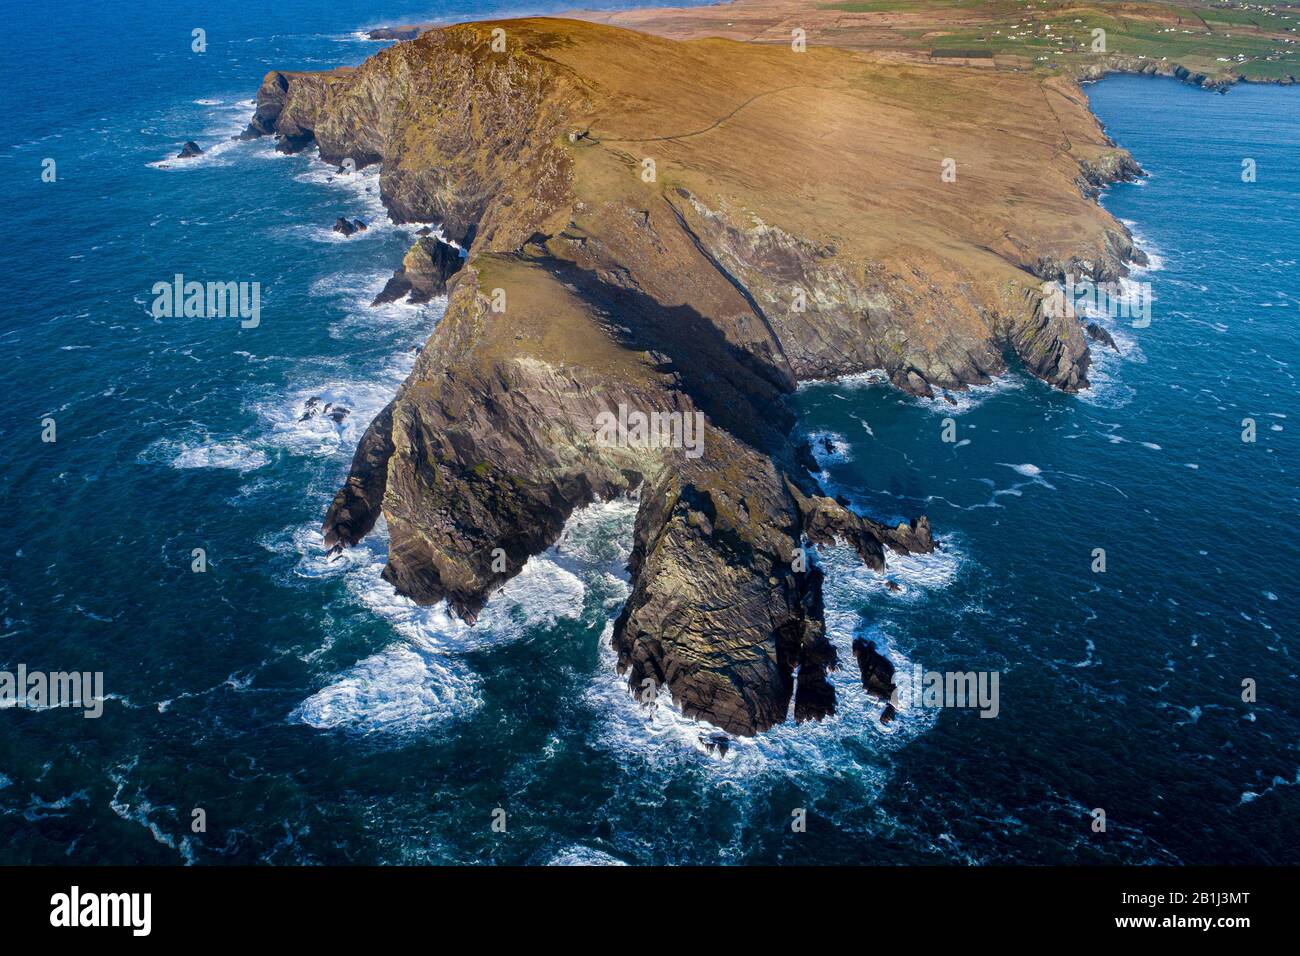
[243,14,1152,736]
[1077,55,1297,92]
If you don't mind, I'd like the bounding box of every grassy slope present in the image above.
[503,18,1128,330]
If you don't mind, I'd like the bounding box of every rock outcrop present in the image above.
[1086,321,1119,352]
[322,400,395,552]
[371,236,463,305]
[796,486,934,571]
[851,638,897,702]
[1076,150,1146,200]
[367,26,423,41]
[300,396,350,423]
[176,141,202,159]
[332,217,367,236]
[245,16,1149,735]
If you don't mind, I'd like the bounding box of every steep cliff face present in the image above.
[246,17,1145,735]
[244,29,578,246]
[1078,56,1297,92]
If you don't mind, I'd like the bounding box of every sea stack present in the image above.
[371,236,463,305]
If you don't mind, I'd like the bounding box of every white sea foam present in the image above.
[807,430,851,466]
[799,367,1022,414]
[251,350,419,459]
[1077,351,1136,409]
[294,162,389,228]
[1238,769,1300,806]
[547,846,629,866]
[136,329,430,481]
[915,375,1023,415]
[140,435,269,472]
[1070,268,1154,408]
[995,462,1056,493]
[318,272,446,341]
[291,644,481,732]
[289,159,439,242]
[809,368,889,390]
[1121,219,1166,273]
[19,791,88,823]
[822,532,964,605]
[851,413,875,437]
[147,140,242,170]
[1000,462,1041,477]
[291,499,638,733]
[147,97,257,170]
[255,383,389,458]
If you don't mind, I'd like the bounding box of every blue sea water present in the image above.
[0,1,1296,864]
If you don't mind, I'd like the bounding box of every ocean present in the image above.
[0,2,1296,864]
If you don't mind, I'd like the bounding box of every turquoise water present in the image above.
[0,1,1296,864]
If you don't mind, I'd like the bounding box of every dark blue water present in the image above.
[1,0,1296,864]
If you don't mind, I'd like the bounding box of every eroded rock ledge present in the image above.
[246,17,1145,735]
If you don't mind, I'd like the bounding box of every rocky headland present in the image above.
[244,9,1154,736]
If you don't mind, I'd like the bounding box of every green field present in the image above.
[817,1,1300,81]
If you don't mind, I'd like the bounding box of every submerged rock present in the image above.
[299,397,351,423]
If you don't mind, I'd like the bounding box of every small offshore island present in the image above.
[240,0,1298,737]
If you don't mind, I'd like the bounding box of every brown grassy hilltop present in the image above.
[243,9,1157,736]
